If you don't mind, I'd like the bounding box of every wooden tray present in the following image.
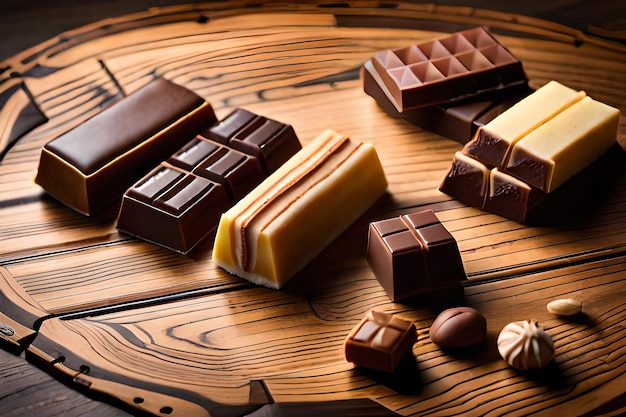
[1,2,625,416]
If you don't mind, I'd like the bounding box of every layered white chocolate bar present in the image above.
[506,95,620,192]
[212,129,388,289]
[465,80,586,167]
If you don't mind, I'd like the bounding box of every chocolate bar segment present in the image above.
[367,209,466,302]
[344,310,417,372]
[117,111,302,253]
[464,80,586,168]
[116,165,232,254]
[202,108,301,173]
[504,96,619,192]
[369,27,527,112]
[362,59,531,145]
[35,78,217,215]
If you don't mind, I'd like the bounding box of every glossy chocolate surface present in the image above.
[367,209,466,302]
[344,310,417,372]
[35,78,217,215]
[369,27,527,112]
[202,108,301,173]
[430,307,487,349]
[117,109,301,253]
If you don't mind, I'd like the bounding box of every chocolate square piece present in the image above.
[367,209,466,301]
[344,310,417,372]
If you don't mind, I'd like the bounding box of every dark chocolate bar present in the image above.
[367,209,466,302]
[116,110,301,253]
[35,78,217,215]
[202,108,301,173]
[344,310,417,372]
[369,27,527,112]
[362,59,531,145]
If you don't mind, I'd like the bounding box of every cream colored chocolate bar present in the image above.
[505,96,620,192]
[465,80,586,167]
[213,129,388,289]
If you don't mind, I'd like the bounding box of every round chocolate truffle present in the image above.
[497,320,555,370]
[430,306,487,349]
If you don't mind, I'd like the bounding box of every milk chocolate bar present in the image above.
[344,310,417,372]
[362,59,532,144]
[367,209,466,302]
[35,78,217,215]
[369,27,527,112]
[212,129,388,289]
[117,112,301,253]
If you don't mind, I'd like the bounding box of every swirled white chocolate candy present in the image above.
[213,129,388,289]
[497,320,555,370]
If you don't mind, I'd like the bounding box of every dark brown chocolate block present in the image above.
[35,77,217,215]
[440,144,624,224]
[344,310,417,372]
[369,27,527,112]
[202,108,301,173]
[116,110,302,253]
[116,164,232,254]
[367,209,466,302]
[362,59,531,145]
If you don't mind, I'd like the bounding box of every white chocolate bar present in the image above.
[506,95,620,192]
[466,81,586,167]
[212,129,388,289]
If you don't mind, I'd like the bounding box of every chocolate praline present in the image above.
[429,306,487,349]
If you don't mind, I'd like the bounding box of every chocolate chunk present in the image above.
[344,310,417,372]
[429,307,487,349]
[35,78,217,215]
[367,209,466,302]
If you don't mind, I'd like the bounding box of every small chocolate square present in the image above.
[344,310,416,372]
[367,209,466,301]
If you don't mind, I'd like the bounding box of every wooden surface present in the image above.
[1,1,625,416]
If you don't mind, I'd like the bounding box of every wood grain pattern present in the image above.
[0,2,625,416]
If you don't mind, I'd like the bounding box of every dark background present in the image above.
[0,0,624,61]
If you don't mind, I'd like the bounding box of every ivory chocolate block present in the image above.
[505,96,620,192]
[117,112,301,253]
[370,27,527,112]
[344,310,417,372]
[212,129,388,289]
[367,209,466,302]
[35,78,217,215]
[464,80,586,167]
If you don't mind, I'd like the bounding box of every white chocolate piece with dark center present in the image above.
[505,96,620,192]
[213,129,388,289]
[497,320,555,370]
[465,81,586,167]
